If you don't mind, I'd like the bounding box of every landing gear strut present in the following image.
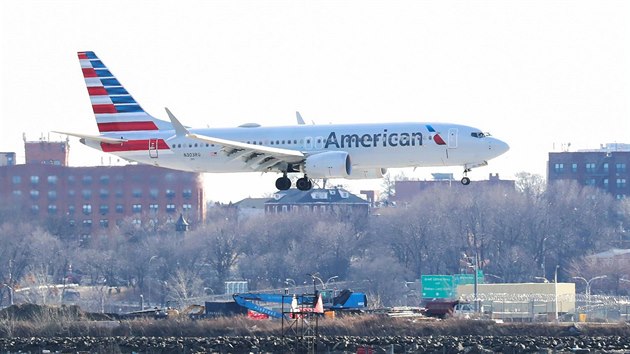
[296,175,313,191]
[461,168,471,186]
[275,173,291,191]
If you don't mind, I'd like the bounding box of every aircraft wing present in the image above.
[52,131,128,144]
[187,133,305,171]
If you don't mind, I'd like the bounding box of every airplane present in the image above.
[57,51,509,191]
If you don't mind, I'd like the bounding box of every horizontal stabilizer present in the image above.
[52,131,128,144]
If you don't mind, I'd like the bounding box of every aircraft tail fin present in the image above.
[78,51,171,133]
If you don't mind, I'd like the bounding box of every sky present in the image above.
[1,1,629,203]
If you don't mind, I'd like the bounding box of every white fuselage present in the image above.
[86,122,508,174]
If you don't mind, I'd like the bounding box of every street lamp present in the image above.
[554,265,559,322]
[533,276,549,283]
[306,273,325,292]
[325,276,338,289]
[572,275,607,315]
[148,255,158,306]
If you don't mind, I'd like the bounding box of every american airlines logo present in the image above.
[324,129,423,149]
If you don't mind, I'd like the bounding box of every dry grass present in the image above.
[3,305,630,338]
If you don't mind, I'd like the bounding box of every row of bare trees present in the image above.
[1,174,630,308]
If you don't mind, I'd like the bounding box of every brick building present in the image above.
[548,144,630,199]
[0,138,204,236]
[394,173,515,202]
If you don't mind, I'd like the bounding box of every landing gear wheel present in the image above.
[275,176,291,190]
[461,177,471,185]
[296,177,313,191]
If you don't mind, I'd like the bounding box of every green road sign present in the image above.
[421,275,455,299]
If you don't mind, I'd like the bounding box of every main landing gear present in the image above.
[296,176,313,191]
[275,174,313,191]
[461,168,471,186]
[275,173,291,191]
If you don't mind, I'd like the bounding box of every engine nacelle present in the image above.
[346,168,388,180]
[303,151,352,178]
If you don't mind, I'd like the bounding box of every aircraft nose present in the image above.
[490,138,509,157]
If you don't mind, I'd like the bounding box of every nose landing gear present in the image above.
[461,168,471,185]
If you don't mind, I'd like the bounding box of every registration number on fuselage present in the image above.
[184,152,201,158]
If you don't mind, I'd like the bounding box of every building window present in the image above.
[12,176,21,184]
[68,175,76,185]
[149,204,159,212]
[100,175,110,184]
[116,204,124,213]
[571,163,578,173]
[603,163,609,173]
[68,205,76,215]
[99,189,109,199]
[30,190,39,199]
[48,205,57,214]
[115,189,123,198]
[166,189,176,198]
[183,189,192,199]
[554,163,564,173]
[82,204,92,215]
[132,204,142,213]
[617,194,625,200]
[617,163,627,173]
[585,178,596,186]
[150,189,159,199]
[132,188,142,198]
[585,163,596,173]
[617,178,626,189]
[30,175,39,185]
[183,204,192,211]
[82,175,93,185]
[47,175,58,185]
[48,190,57,200]
[100,219,109,228]
[166,204,176,213]
[99,205,109,215]
[68,190,76,198]
[12,190,22,198]
[82,189,92,200]
[82,219,93,228]
[604,179,609,190]
[31,205,39,213]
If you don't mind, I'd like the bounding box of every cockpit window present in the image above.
[471,132,491,138]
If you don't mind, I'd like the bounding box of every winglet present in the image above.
[296,111,305,125]
[165,107,189,136]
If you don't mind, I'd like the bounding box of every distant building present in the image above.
[548,143,630,199]
[0,152,16,166]
[265,188,369,218]
[0,137,204,238]
[233,197,268,218]
[394,173,515,202]
[234,188,370,220]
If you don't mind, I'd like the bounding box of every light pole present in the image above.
[325,276,338,289]
[572,275,607,315]
[554,265,559,322]
[148,255,157,306]
[307,273,325,292]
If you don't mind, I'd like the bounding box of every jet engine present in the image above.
[346,168,388,179]
[303,151,352,178]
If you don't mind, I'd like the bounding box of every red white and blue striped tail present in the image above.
[78,51,171,133]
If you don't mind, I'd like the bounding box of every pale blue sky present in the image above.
[2,1,629,202]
